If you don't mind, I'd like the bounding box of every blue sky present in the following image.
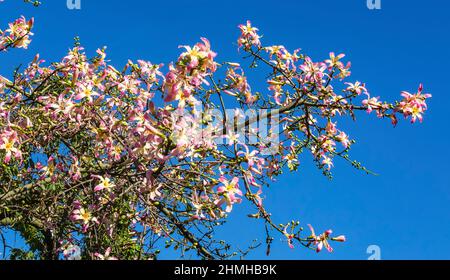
[0,0,449,260]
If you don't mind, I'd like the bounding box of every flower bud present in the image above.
[332,235,346,242]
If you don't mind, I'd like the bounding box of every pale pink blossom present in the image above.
[215,176,242,213]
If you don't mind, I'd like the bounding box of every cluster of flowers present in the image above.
[164,38,217,106]
[238,20,261,50]
[0,16,33,50]
[397,84,432,124]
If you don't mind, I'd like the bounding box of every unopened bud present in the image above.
[332,235,346,242]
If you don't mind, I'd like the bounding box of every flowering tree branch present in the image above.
[0,6,431,260]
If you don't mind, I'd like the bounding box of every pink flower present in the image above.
[336,131,351,149]
[283,224,295,249]
[299,57,327,82]
[215,176,243,212]
[362,93,382,114]
[44,94,75,119]
[226,66,256,104]
[238,20,261,49]
[325,122,337,136]
[308,224,334,253]
[74,83,99,102]
[237,144,259,168]
[163,65,191,104]
[397,84,432,123]
[92,175,115,192]
[265,45,286,59]
[325,52,346,68]
[321,156,334,170]
[71,206,98,233]
[179,38,217,72]
[224,132,241,146]
[0,130,22,164]
[345,81,367,95]
[268,79,284,105]
[72,208,92,225]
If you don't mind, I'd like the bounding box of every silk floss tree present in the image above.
[0,5,431,260]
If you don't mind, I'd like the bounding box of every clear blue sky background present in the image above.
[0,0,449,260]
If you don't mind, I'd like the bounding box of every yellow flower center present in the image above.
[226,183,235,192]
[84,87,92,97]
[81,210,91,222]
[4,141,13,151]
[103,179,110,188]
